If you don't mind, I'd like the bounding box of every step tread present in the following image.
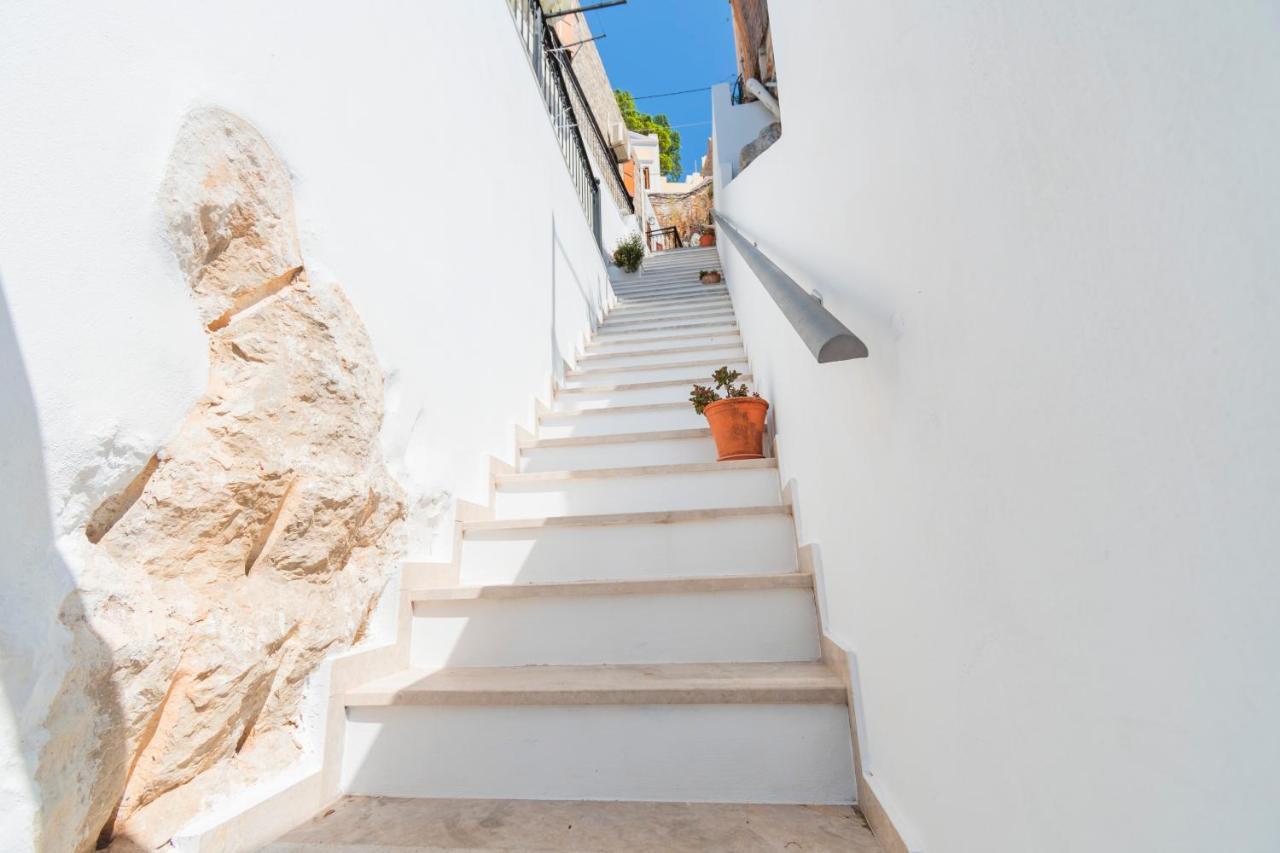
[498,457,775,484]
[593,320,739,339]
[585,330,742,350]
[613,288,728,301]
[555,374,752,395]
[463,504,790,532]
[614,291,729,304]
[613,291,730,304]
[520,427,710,449]
[601,314,736,331]
[345,661,844,707]
[410,570,810,602]
[606,305,732,321]
[578,344,745,363]
[612,294,730,307]
[541,400,689,419]
[567,357,748,378]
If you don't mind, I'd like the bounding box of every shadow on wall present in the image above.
[550,213,607,379]
[0,274,126,852]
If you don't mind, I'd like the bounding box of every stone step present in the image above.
[519,427,716,470]
[408,571,818,668]
[347,660,842,707]
[562,357,749,389]
[635,262,720,275]
[584,329,742,353]
[538,400,705,438]
[494,457,780,517]
[613,284,727,300]
[592,318,739,341]
[607,298,732,320]
[551,374,752,409]
[613,290,729,308]
[341,662,854,803]
[577,342,745,368]
[600,310,736,333]
[265,796,885,853]
[457,504,796,585]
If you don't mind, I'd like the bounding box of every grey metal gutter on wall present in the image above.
[712,210,869,363]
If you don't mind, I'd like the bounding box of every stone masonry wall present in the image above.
[729,0,776,90]
[649,181,714,247]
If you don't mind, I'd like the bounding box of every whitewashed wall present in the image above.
[0,1,621,845]
[710,88,773,198]
[714,2,1280,852]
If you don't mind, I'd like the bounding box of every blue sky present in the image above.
[580,0,738,177]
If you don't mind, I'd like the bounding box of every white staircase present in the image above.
[338,246,856,806]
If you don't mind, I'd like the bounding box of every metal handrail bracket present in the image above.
[712,210,868,363]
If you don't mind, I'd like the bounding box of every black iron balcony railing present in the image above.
[645,226,682,252]
[545,22,634,217]
[506,0,633,248]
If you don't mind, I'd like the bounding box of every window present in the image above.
[643,167,650,190]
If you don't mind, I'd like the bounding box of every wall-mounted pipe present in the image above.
[745,78,780,120]
[712,210,868,363]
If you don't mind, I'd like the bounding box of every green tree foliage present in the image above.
[615,89,682,180]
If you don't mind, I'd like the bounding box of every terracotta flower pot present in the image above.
[703,397,769,461]
[700,271,722,284]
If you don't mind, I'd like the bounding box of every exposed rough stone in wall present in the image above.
[649,181,714,247]
[34,107,406,852]
[546,3,627,151]
[545,3,633,215]
[729,0,776,91]
[739,121,782,173]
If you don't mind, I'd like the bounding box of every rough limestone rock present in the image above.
[34,107,406,852]
[739,121,781,173]
[648,181,713,248]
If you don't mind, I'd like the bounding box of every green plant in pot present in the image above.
[612,233,645,273]
[690,366,769,460]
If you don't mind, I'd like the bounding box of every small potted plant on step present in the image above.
[612,233,645,274]
[690,366,769,460]
[698,269,722,284]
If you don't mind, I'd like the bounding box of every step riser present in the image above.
[639,262,721,274]
[459,513,797,584]
[495,468,780,518]
[614,289,729,304]
[615,278,724,289]
[615,281,726,295]
[607,301,732,321]
[585,331,742,354]
[641,257,720,267]
[632,260,719,272]
[613,287,727,302]
[600,310,735,330]
[564,360,749,389]
[577,346,745,370]
[611,292,732,308]
[554,383,730,409]
[592,322,739,343]
[343,704,855,803]
[520,436,715,471]
[538,408,704,438]
[410,588,819,668]
[600,313,736,334]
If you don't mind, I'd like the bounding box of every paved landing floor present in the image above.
[262,795,885,852]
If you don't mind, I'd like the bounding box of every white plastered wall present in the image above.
[713,2,1280,852]
[0,1,624,847]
